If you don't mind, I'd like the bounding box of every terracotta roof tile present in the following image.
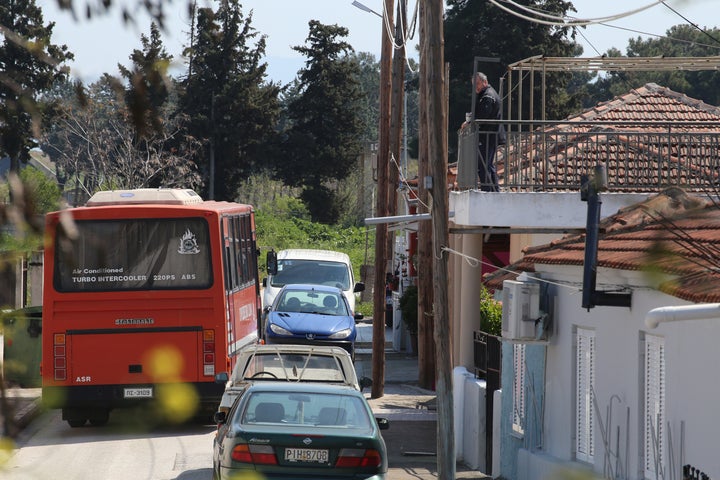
[496,84,720,191]
[485,188,720,302]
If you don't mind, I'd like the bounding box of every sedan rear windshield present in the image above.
[240,391,372,429]
[239,353,349,383]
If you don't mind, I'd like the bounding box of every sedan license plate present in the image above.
[284,448,329,463]
[124,387,153,398]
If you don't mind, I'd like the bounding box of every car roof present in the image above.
[244,381,363,396]
[277,249,351,263]
[278,283,344,294]
[237,344,352,355]
[231,344,359,386]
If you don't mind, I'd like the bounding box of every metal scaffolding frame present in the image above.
[505,55,720,122]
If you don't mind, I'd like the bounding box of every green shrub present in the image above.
[480,285,502,336]
[398,285,418,335]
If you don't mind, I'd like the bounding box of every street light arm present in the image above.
[351,0,383,18]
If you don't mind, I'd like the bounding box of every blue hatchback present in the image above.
[264,284,362,360]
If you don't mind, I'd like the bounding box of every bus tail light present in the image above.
[54,333,67,381]
[203,329,215,376]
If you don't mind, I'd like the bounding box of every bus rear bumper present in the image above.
[42,382,225,411]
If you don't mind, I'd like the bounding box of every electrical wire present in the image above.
[440,246,582,292]
[490,0,664,26]
[489,0,720,52]
[660,0,720,46]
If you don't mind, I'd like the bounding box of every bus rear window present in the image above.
[54,218,213,292]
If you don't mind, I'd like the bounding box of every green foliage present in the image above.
[592,25,720,107]
[18,166,61,214]
[444,0,580,153]
[480,285,502,336]
[180,0,281,201]
[118,22,172,138]
[279,21,365,224]
[0,0,73,173]
[354,301,374,318]
[398,285,418,335]
[0,172,48,259]
[254,195,372,281]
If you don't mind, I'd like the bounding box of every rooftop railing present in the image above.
[456,120,720,193]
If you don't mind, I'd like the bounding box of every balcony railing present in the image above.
[456,120,720,193]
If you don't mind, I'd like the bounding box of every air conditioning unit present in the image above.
[501,280,540,341]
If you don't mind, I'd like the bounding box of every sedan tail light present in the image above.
[231,444,278,465]
[335,448,382,468]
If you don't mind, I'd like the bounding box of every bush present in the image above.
[480,285,502,336]
[398,285,418,335]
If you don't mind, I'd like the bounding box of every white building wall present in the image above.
[521,266,720,480]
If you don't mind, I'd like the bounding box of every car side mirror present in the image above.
[354,313,364,321]
[376,417,390,430]
[213,411,227,424]
[359,376,373,390]
[214,372,229,384]
[354,282,365,293]
[262,277,267,287]
[266,250,278,275]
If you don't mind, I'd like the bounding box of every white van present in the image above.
[263,249,365,313]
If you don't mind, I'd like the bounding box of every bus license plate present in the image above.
[284,448,329,463]
[124,387,153,398]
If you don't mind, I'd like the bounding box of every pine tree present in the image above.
[0,0,73,173]
[280,20,365,224]
[179,0,280,201]
[596,25,720,106]
[118,22,173,138]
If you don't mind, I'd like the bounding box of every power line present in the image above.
[660,0,720,46]
[488,0,720,52]
[489,0,668,27]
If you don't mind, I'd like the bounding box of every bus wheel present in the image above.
[89,411,110,426]
[67,419,87,428]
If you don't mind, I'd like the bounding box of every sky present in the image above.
[36,0,718,85]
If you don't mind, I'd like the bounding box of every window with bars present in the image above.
[511,343,526,435]
[575,327,595,463]
[643,333,665,479]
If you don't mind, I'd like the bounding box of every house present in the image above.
[445,81,720,477]
[485,188,720,480]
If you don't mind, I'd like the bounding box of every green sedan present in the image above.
[213,382,389,480]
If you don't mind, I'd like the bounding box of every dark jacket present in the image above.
[475,85,506,145]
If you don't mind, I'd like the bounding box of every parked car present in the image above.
[263,249,365,313]
[212,382,389,480]
[263,284,361,359]
[214,344,371,414]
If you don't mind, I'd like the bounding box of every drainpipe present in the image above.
[645,303,720,329]
[581,165,632,310]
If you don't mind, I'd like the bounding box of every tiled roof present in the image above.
[484,188,720,303]
[571,83,720,123]
[496,83,720,191]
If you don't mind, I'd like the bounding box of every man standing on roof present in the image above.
[466,72,506,191]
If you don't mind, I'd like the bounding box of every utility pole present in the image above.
[416,0,435,392]
[421,0,454,478]
[388,0,406,228]
[372,0,395,399]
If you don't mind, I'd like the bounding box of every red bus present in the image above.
[42,189,261,427]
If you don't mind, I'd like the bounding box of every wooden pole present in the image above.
[422,0,454,477]
[416,0,435,391]
[388,0,406,218]
[371,0,395,399]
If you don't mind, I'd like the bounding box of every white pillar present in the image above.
[459,233,483,370]
[450,233,463,366]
